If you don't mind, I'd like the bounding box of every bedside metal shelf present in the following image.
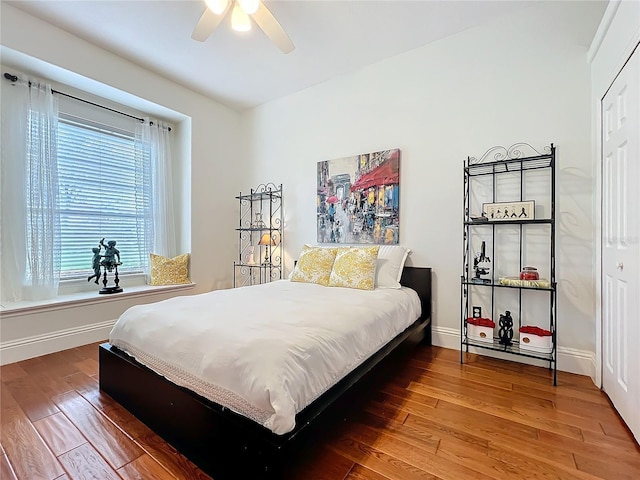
[234,183,283,288]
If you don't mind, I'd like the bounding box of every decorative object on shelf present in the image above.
[252,212,265,228]
[498,276,551,289]
[234,183,283,287]
[472,241,491,283]
[317,148,400,245]
[96,238,123,294]
[247,245,255,265]
[520,266,539,280]
[470,214,488,222]
[259,232,277,264]
[461,142,557,384]
[467,316,495,343]
[519,326,553,354]
[498,311,514,346]
[482,200,535,221]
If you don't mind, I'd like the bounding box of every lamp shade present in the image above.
[258,233,276,246]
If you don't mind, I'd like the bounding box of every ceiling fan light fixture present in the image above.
[205,0,229,15]
[231,2,251,32]
[238,0,260,15]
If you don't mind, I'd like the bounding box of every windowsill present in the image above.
[0,283,196,318]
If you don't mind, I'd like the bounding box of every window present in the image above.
[57,114,151,279]
[1,72,179,303]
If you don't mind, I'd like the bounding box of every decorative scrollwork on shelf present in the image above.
[253,182,281,195]
[468,143,552,165]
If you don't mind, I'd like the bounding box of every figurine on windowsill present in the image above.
[96,238,123,294]
[498,310,514,346]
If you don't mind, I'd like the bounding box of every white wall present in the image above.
[241,3,598,375]
[0,4,244,362]
[589,0,640,386]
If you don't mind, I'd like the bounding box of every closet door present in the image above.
[601,45,639,443]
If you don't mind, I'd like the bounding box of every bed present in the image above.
[99,265,431,478]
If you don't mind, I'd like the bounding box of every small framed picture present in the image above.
[482,200,535,221]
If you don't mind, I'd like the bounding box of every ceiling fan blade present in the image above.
[251,2,295,54]
[191,6,228,42]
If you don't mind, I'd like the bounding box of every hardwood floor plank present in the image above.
[0,386,64,480]
[431,399,539,441]
[345,464,391,480]
[581,427,640,452]
[599,414,639,440]
[329,437,441,480]
[3,376,60,422]
[1,454,19,480]
[0,362,28,382]
[537,428,640,463]
[353,409,442,453]
[58,443,121,480]
[286,445,355,480]
[33,412,87,456]
[117,454,177,480]
[73,343,101,362]
[574,452,640,480]
[17,357,75,399]
[133,431,212,480]
[407,380,584,440]
[341,422,495,480]
[406,367,555,411]
[52,390,143,470]
[408,356,515,391]
[100,401,157,441]
[403,407,577,471]
[72,358,99,378]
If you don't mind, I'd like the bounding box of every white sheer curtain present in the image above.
[1,74,60,302]
[135,119,176,282]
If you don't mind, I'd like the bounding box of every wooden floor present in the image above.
[1,343,639,480]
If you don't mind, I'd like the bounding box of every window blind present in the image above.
[57,115,151,279]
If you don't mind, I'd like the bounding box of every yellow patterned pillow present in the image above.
[149,253,191,286]
[328,246,380,290]
[289,245,338,286]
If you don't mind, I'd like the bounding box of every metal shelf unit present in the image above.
[233,183,283,288]
[461,143,557,384]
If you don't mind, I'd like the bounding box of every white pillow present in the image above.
[375,245,411,289]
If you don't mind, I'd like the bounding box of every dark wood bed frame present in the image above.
[99,266,431,478]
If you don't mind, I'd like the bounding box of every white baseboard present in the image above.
[0,319,116,365]
[431,325,597,383]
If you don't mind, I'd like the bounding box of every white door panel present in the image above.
[602,45,640,443]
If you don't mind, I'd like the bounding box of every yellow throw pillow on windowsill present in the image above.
[149,253,191,286]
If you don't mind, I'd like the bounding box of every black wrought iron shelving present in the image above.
[461,143,557,385]
[233,183,283,288]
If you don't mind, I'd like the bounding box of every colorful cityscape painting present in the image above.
[317,149,400,244]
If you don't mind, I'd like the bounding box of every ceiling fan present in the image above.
[192,0,295,54]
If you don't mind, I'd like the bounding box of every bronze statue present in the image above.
[100,238,121,271]
[90,238,123,294]
[87,245,102,284]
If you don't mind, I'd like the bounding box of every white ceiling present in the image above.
[5,1,607,111]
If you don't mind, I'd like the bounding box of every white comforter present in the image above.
[109,280,421,434]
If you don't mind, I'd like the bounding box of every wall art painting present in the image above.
[317,148,400,244]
